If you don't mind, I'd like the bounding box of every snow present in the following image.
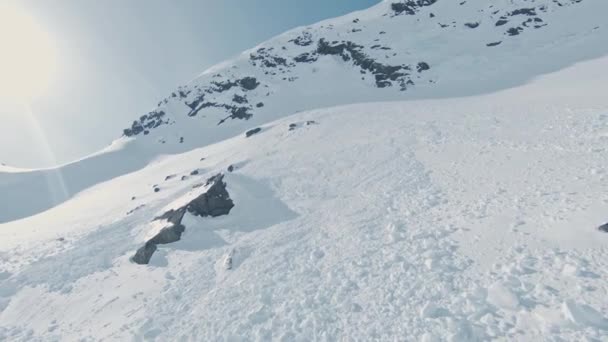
[1,0,608,340]
[2,0,607,223]
[0,53,607,340]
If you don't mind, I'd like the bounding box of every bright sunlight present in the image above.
[0,3,57,100]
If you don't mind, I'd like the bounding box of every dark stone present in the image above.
[133,174,234,265]
[294,53,318,63]
[417,62,430,72]
[227,165,234,172]
[316,39,411,88]
[598,223,608,233]
[190,169,199,176]
[132,242,157,265]
[245,127,262,137]
[154,187,160,193]
[486,41,502,47]
[187,175,234,217]
[256,102,264,108]
[495,18,508,26]
[232,94,248,104]
[391,0,437,16]
[465,22,479,29]
[506,27,523,36]
[510,8,536,16]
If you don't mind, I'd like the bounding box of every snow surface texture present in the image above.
[1,0,607,223]
[1,54,608,340]
[1,0,608,341]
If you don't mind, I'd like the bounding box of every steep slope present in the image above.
[1,53,608,341]
[1,0,607,222]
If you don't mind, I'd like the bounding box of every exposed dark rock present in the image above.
[132,242,157,265]
[495,18,509,26]
[123,110,166,137]
[289,123,298,131]
[238,77,260,90]
[187,174,234,217]
[165,174,176,181]
[289,31,313,46]
[250,49,292,68]
[510,8,537,16]
[154,187,160,193]
[598,223,608,233]
[294,52,318,63]
[316,39,411,88]
[245,127,262,137]
[465,22,479,28]
[227,165,235,173]
[232,94,248,104]
[506,27,523,36]
[132,174,234,265]
[391,0,437,16]
[417,62,430,72]
[486,41,502,47]
[256,102,264,108]
[190,169,199,176]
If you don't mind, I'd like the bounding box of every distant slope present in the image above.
[0,0,606,222]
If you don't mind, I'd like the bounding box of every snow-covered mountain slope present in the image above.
[1,0,607,223]
[1,51,608,340]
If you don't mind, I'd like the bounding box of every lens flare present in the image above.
[0,3,57,100]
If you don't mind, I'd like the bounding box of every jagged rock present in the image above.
[245,127,262,137]
[132,174,234,265]
[417,62,430,72]
[190,169,199,175]
[187,175,234,217]
[507,27,523,36]
[496,18,509,26]
[317,39,411,88]
[487,41,502,47]
[132,242,157,265]
[233,94,248,104]
[391,0,437,16]
[598,223,608,233]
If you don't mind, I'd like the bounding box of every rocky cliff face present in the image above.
[121,0,601,147]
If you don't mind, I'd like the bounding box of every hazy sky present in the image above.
[0,0,379,168]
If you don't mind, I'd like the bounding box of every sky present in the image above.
[0,0,380,168]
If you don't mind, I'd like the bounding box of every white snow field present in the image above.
[1,0,606,223]
[1,0,608,341]
[1,55,607,341]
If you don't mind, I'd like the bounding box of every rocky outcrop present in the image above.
[391,0,437,16]
[245,127,262,137]
[132,174,234,265]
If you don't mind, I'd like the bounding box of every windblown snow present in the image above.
[1,0,608,341]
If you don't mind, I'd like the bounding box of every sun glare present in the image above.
[0,4,57,100]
